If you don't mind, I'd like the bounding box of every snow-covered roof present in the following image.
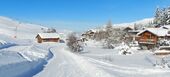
[160,25,170,29]
[137,28,170,37]
[37,33,60,38]
[155,50,170,53]
[125,26,134,29]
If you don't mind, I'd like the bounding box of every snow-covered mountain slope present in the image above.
[0,16,54,77]
[113,18,154,28]
[89,18,154,32]
[0,16,47,39]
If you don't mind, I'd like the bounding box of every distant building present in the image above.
[82,30,95,39]
[36,33,60,43]
[123,26,140,42]
[123,27,133,32]
[137,28,170,49]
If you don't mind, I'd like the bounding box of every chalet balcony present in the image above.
[138,39,156,44]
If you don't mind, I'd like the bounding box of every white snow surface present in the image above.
[35,44,113,77]
[33,40,170,77]
[0,16,47,39]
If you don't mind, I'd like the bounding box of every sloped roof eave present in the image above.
[36,33,60,39]
[137,30,159,36]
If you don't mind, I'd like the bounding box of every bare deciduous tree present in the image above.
[66,33,83,52]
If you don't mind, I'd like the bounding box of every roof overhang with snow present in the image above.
[36,33,60,39]
[160,25,170,29]
[137,28,170,37]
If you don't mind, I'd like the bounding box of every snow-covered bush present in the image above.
[103,37,115,49]
[154,58,170,69]
[129,41,139,47]
[66,33,84,52]
[158,39,170,46]
[92,21,125,49]
[118,42,133,55]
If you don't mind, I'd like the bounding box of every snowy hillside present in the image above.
[0,16,47,39]
[90,18,154,32]
[113,18,154,28]
[0,16,170,77]
[0,16,54,77]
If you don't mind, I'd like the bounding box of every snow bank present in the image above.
[0,43,54,77]
[0,40,13,49]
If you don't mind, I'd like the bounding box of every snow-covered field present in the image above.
[0,16,53,77]
[0,16,170,77]
[0,37,54,77]
[33,42,170,77]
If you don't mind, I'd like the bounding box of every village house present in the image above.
[36,33,60,43]
[123,26,140,42]
[82,30,95,39]
[137,28,170,50]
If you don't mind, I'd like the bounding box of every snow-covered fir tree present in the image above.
[154,6,170,26]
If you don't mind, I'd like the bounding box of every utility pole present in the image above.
[14,22,20,38]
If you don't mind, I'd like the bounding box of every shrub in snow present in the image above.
[154,58,170,69]
[158,39,170,46]
[103,38,115,49]
[66,33,84,52]
[119,42,133,55]
[129,41,139,47]
[92,21,125,49]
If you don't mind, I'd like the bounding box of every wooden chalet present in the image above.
[36,33,60,43]
[137,28,170,49]
[123,27,133,32]
[82,30,95,39]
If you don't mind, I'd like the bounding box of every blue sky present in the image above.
[0,0,170,31]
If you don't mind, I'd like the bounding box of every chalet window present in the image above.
[146,34,152,39]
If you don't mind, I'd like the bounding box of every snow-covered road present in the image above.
[33,43,170,77]
[34,44,113,77]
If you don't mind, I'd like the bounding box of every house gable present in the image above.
[138,30,158,37]
[35,33,60,43]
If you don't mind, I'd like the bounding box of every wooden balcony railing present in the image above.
[138,39,156,44]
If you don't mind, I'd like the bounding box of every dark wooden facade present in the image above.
[123,27,139,42]
[137,30,170,49]
[138,31,158,49]
[36,35,60,43]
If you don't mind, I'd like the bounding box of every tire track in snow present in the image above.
[62,48,114,77]
[35,44,114,77]
[83,56,170,75]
